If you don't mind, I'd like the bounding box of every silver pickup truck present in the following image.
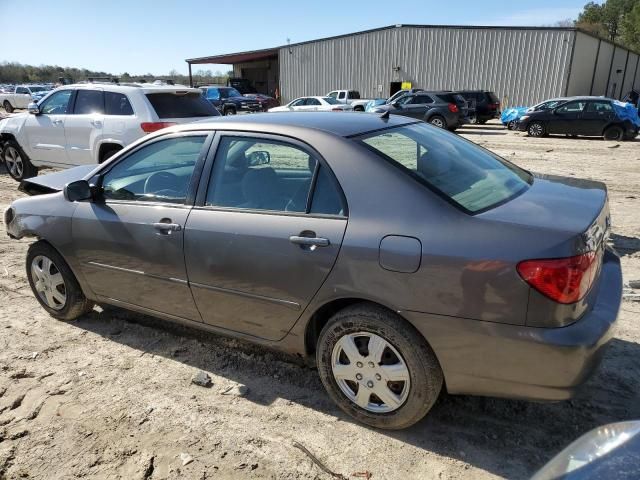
[0,85,49,113]
[326,90,374,111]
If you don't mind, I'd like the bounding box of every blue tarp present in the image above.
[500,107,528,125]
[613,100,640,127]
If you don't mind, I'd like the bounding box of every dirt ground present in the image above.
[0,121,639,480]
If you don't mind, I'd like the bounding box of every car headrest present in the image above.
[417,151,452,177]
[241,168,278,207]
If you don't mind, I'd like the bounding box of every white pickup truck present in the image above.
[0,85,49,113]
[326,90,374,111]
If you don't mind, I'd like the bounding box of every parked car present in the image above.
[501,98,569,130]
[5,112,621,430]
[227,77,256,95]
[268,96,353,112]
[455,90,501,124]
[517,97,640,141]
[370,91,467,130]
[0,85,49,113]
[200,86,261,115]
[244,93,279,110]
[0,83,219,181]
[326,90,373,111]
[365,89,427,112]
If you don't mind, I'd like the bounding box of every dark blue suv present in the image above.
[200,86,261,115]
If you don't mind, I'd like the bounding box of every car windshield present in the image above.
[220,88,242,99]
[356,123,532,213]
[323,97,340,105]
[29,86,46,92]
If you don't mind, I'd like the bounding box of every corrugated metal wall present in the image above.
[279,26,575,106]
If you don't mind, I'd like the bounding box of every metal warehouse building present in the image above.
[186,24,640,106]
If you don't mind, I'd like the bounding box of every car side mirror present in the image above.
[64,180,93,202]
[27,102,40,115]
[247,151,271,167]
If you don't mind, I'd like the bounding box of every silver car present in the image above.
[4,112,622,430]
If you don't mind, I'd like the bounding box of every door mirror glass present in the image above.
[27,102,40,115]
[64,180,92,202]
[247,150,271,166]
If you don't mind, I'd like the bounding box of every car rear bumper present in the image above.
[404,248,622,401]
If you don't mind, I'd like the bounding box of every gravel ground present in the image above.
[0,121,639,480]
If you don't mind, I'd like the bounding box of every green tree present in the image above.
[577,0,639,43]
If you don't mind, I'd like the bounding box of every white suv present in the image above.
[0,83,220,181]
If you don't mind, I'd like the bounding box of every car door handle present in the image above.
[153,222,182,233]
[90,120,102,127]
[289,235,330,247]
[52,119,63,125]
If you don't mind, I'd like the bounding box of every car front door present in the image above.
[71,133,212,320]
[582,101,615,136]
[184,133,348,341]
[305,98,322,111]
[404,94,434,119]
[64,89,104,165]
[22,89,73,165]
[548,100,586,135]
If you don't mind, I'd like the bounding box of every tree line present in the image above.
[576,0,640,51]
[0,62,233,86]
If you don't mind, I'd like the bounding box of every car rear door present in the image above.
[71,132,213,320]
[548,100,586,134]
[582,101,615,136]
[402,94,433,118]
[64,88,104,165]
[184,133,347,341]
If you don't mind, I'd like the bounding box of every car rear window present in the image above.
[487,92,500,103]
[356,123,532,214]
[145,92,219,118]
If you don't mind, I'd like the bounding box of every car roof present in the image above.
[176,111,416,137]
[64,83,201,93]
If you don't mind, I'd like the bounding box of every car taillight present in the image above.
[140,122,177,133]
[448,103,459,113]
[517,252,598,304]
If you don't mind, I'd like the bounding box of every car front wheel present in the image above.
[527,121,546,137]
[317,304,443,430]
[26,241,94,321]
[2,140,37,181]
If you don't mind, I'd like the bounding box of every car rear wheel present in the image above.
[317,303,443,430]
[603,125,624,141]
[3,100,13,113]
[2,140,37,181]
[507,120,517,130]
[528,121,546,137]
[26,241,94,321]
[429,116,446,129]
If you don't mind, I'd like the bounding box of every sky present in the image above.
[0,0,591,76]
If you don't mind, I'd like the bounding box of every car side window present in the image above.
[306,98,321,106]
[102,136,206,204]
[16,87,28,94]
[412,95,432,104]
[556,101,586,113]
[586,101,613,113]
[39,90,73,115]
[207,137,323,213]
[74,90,104,115]
[338,92,346,100]
[105,92,134,115]
[327,91,338,99]
[206,88,220,100]
[310,165,345,216]
[291,98,306,107]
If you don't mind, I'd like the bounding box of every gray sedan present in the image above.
[5,112,622,430]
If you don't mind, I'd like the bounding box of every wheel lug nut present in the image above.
[366,381,374,388]
[356,362,363,368]
[356,373,363,380]
[368,362,375,368]
[375,374,381,381]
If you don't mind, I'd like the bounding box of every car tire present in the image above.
[527,121,546,137]
[224,107,236,116]
[316,303,443,430]
[507,120,517,130]
[3,100,13,113]
[26,241,94,321]
[428,116,446,129]
[603,125,624,141]
[100,146,121,163]
[2,139,37,181]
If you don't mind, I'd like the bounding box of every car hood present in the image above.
[479,173,608,246]
[19,165,97,196]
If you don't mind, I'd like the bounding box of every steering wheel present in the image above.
[144,171,181,197]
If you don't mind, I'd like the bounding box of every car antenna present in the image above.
[380,110,390,120]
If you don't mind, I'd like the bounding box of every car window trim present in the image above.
[94,130,215,207]
[193,130,349,218]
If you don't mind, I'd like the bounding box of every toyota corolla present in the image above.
[4,112,622,429]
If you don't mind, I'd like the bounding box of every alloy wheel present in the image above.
[4,146,24,178]
[331,332,411,413]
[529,122,544,137]
[430,118,445,128]
[31,255,67,310]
